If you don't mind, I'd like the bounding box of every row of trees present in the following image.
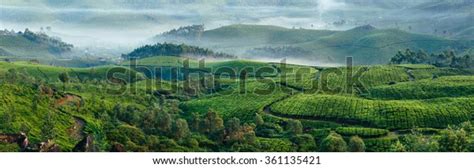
[21,29,74,55]
[122,43,236,60]
[389,49,472,68]
[156,25,205,42]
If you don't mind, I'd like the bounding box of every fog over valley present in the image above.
[1,0,473,65]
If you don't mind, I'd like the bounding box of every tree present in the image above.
[173,119,190,139]
[320,132,347,152]
[6,69,18,83]
[118,105,141,125]
[224,117,242,143]
[190,112,200,131]
[348,136,365,152]
[202,109,224,134]
[41,111,56,141]
[287,120,303,134]
[141,109,156,134]
[401,131,439,152]
[226,117,241,134]
[156,110,172,133]
[255,113,264,126]
[390,140,406,152]
[291,134,317,151]
[59,72,69,91]
[438,127,468,152]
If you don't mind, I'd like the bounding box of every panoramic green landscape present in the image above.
[1,0,474,153]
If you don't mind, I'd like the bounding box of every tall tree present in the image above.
[190,112,201,131]
[255,113,264,126]
[173,119,190,140]
[202,109,224,134]
[41,111,56,141]
[156,110,172,133]
[59,72,70,92]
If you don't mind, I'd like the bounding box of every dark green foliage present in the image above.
[335,127,389,138]
[172,119,190,139]
[190,112,201,131]
[257,138,293,152]
[390,49,472,68]
[364,135,399,152]
[308,129,332,140]
[225,117,241,135]
[438,127,469,152]
[389,140,407,152]
[117,105,142,126]
[286,120,303,134]
[320,132,347,152]
[58,72,69,91]
[255,113,264,126]
[41,111,56,141]
[201,109,224,134]
[400,131,439,152]
[156,111,172,133]
[123,43,235,60]
[155,25,204,41]
[348,136,365,152]
[291,134,317,152]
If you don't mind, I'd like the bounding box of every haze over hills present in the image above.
[0,29,73,58]
[154,24,474,65]
[1,0,472,50]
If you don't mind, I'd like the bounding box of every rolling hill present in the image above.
[154,24,474,65]
[0,29,73,59]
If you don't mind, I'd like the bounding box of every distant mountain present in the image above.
[0,29,73,58]
[413,0,474,11]
[154,24,474,65]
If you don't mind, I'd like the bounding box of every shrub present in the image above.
[320,132,347,152]
[348,136,365,152]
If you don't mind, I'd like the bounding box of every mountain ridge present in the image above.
[154,24,474,64]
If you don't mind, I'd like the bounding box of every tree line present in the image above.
[389,49,472,68]
[122,43,236,60]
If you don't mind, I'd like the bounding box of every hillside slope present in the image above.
[0,29,73,59]
[154,24,474,65]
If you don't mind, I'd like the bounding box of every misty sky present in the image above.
[0,0,471,48]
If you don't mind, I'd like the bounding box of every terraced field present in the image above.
[181,81,290,122]
[270,94,474,130]
[367,76,474,99]
[0,61,145,83]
